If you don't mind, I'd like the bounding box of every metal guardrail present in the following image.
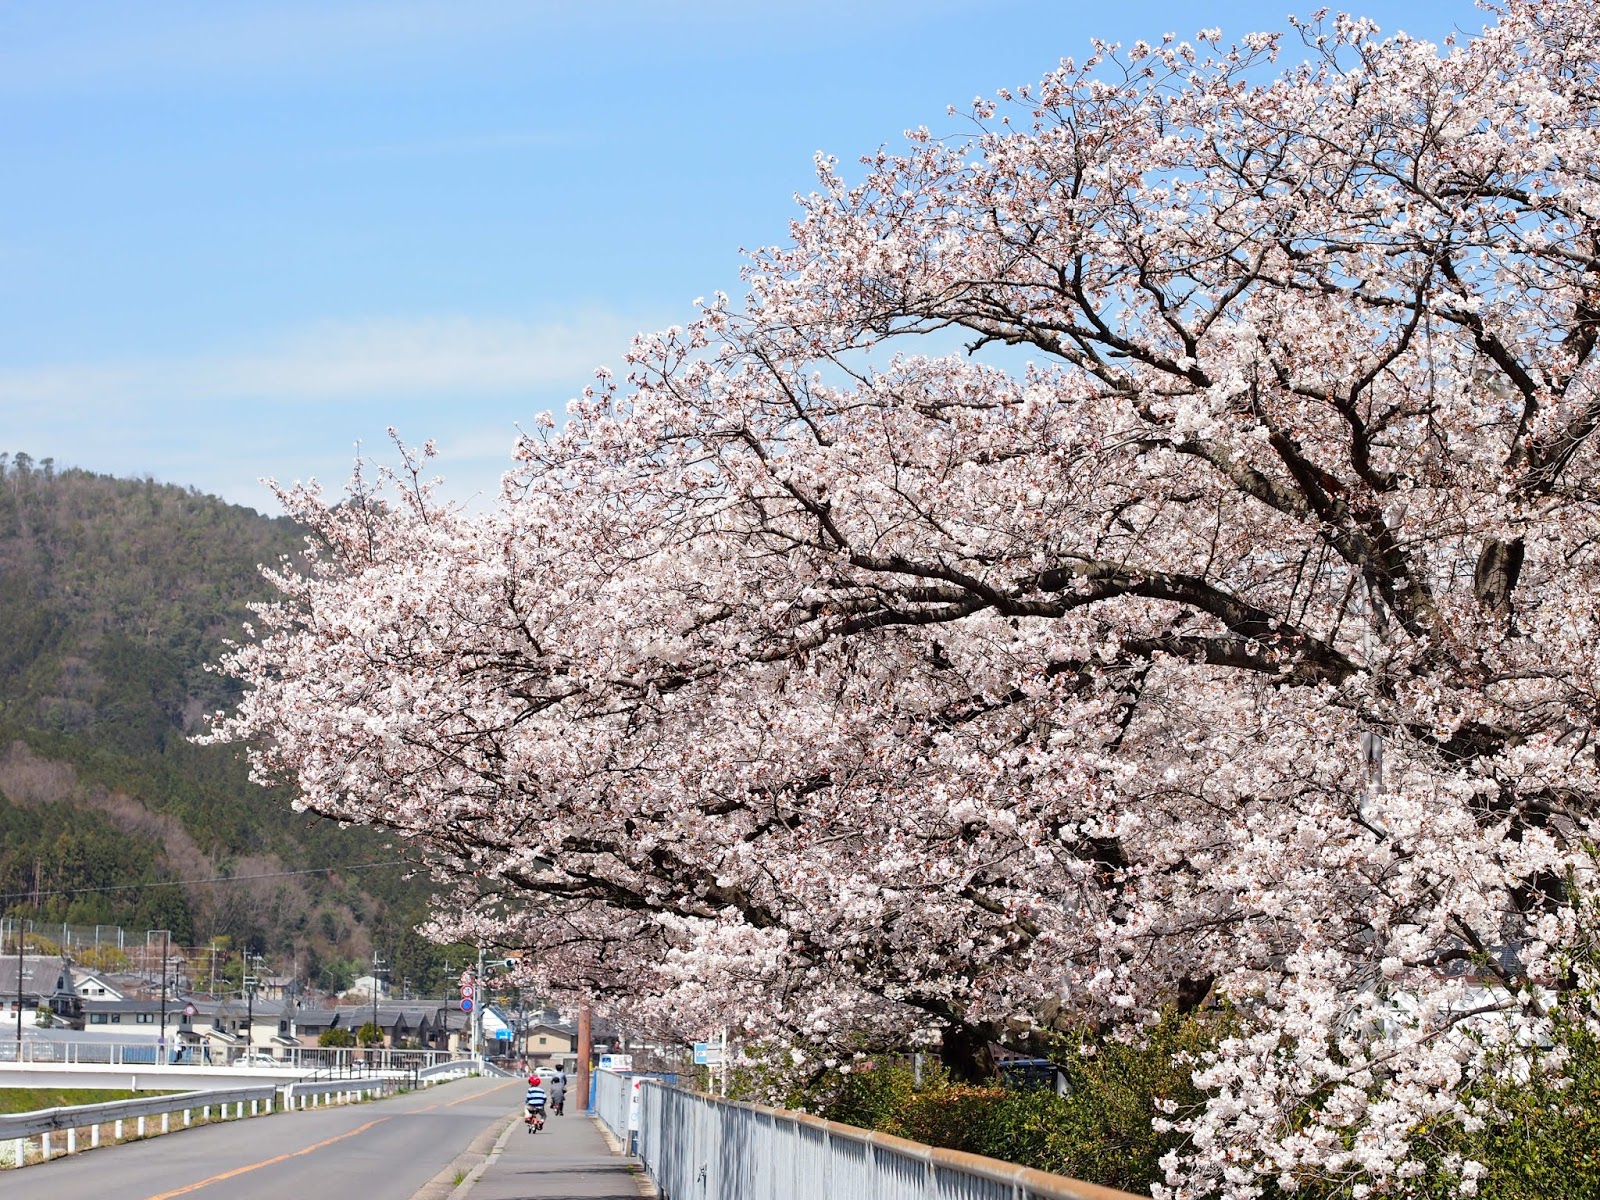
[0,1085,278,1139]
[1,1085,280,1169]
[282,1076,402,1109]
[418,1060,477,1082]
[1,1056,475,1169]
[625,1081,1144,1200]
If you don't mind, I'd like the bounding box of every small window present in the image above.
[278,1021,288,1033]
[136,1013,154,1024]
[110,1013,122,1024]
[538,1036,547,1046]
[90,1013,108,1025]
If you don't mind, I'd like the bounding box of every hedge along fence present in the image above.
[0,1075,415,1169]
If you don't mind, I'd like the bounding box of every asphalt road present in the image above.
[4,1074,523,1200]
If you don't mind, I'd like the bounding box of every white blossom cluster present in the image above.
[208,3,1600,1194]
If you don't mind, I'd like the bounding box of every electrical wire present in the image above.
[0,859,416,907]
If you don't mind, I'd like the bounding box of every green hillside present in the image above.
[0,451,460,994]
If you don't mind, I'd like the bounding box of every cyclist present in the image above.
[524,1074,548,1133]
[548,1068,566,1116]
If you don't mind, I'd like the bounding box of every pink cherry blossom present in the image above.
[207,2,1600,1193]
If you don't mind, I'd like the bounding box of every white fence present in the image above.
[1,1064,455,1168]
[598,1076,1141,1200]
[0,1037,458,1073]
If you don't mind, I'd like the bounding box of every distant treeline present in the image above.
[0,453,468,994]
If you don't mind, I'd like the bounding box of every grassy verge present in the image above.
[0,1087,177,1115]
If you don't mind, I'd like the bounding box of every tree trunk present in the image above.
[939,1021,996,1083]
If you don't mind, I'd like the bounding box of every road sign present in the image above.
[693,1042,722,1065]
[183,1003,197,1017]
[599,1053,633,1071]
[460,997,474,1013]
[460,982,475,999]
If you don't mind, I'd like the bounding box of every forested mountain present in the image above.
[0,452,458,994]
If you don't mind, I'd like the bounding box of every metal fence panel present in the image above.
[632,1081,1145,1200]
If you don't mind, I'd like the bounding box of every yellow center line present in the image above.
[445,1080,517,1108]
[417,1078,518,1112]
[141,1117,390,1200]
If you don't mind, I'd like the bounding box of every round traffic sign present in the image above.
[184,1003,197,1017]
[460,982,475,999]
[460,997,474,1013]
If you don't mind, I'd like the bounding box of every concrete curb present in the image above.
[590,1116,656,1198]
[408,1112,517,1200]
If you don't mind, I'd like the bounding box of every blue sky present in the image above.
[3,0,1477,514]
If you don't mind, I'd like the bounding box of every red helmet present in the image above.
[529,1075,541,1086]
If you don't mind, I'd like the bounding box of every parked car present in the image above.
[235,1053,280,1067]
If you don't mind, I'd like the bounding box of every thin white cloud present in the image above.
[0,313,641,413]
[0,0,976,95]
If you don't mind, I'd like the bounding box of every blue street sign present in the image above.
[461,997,474,1013]
[693,1041,720,1065]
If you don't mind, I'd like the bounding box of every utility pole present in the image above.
[576,1001,592,1114]
[13,920,27,1059]
[243,951,262,1060]
[157,930,170,1065]
[371,951,387,1057]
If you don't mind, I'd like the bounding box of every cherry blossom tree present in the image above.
[209,1,1600,1193]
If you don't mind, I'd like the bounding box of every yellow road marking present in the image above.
[141,1117,389,1199]
[446,1080,516,1108]
[418,1078,517,1112]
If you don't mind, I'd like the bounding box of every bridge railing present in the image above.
[0,1038,465,1071]
[594,1066,633,1137]
[620,1080,1143,1200]
[0,1085,279,1169]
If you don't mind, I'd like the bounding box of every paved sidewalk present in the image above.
[460,1108,646,1200]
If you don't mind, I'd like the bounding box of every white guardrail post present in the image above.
[0,1086,276,1169]
[0,1064,450,1169]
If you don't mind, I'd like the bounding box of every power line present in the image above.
[0,859,415,907]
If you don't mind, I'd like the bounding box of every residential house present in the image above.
[191,996,298,1061]
[292,1007,345,1046]
[0,954,86,1029]
[73,970,127,1002]
[522,1020,577,1069]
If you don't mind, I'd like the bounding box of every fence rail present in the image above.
[594,1065,631,1137]
[1,1084,281,1169]
[1,1062,470,1168]
[0,1085,279,1140]
[0,1037,461,1072]
[600,1075,1142,1200]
